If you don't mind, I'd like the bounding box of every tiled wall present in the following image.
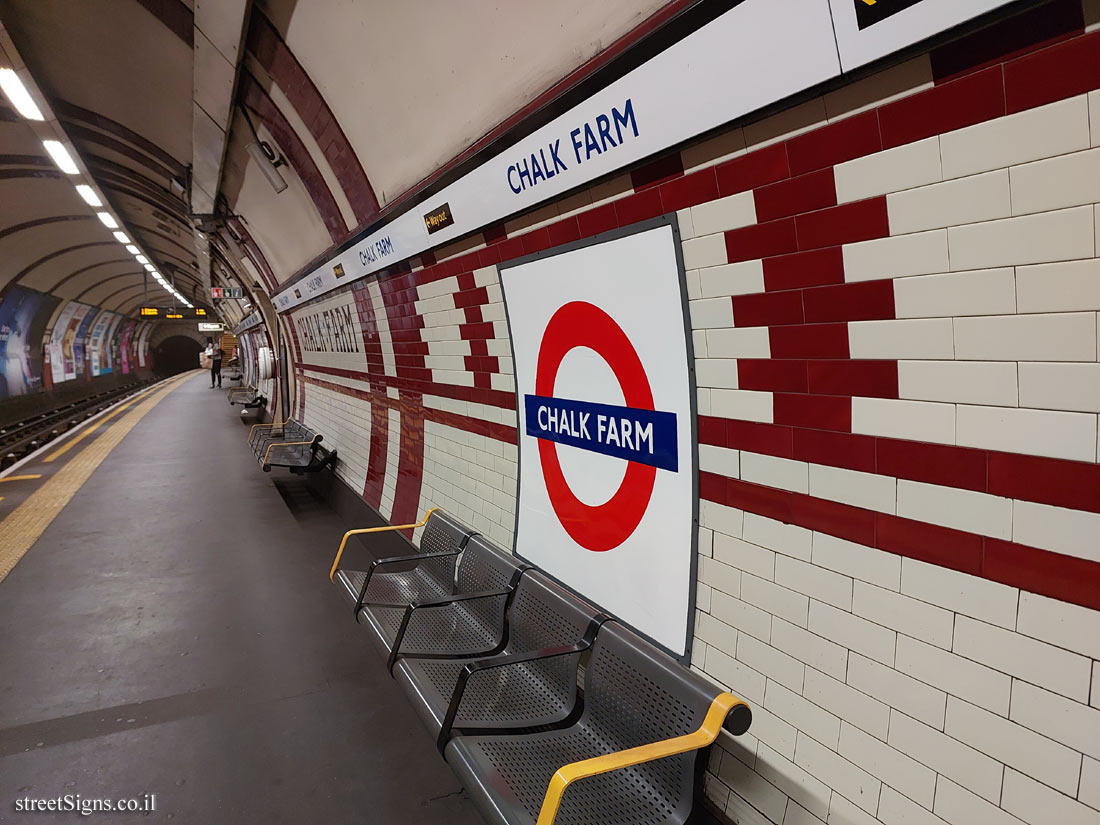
[278,8,1100,825]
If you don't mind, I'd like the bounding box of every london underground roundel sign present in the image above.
[500,220,695,656]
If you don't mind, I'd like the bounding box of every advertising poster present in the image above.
[119,320,137,375]
[136,321,152,368]
[72,305,98,379]
[61,303,92,381]
[0,286,62,400]
[89,311,112,376]
[49,301,78,384]
[104,312,124,375]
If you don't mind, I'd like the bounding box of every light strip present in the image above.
[96,212,118,229]
[144,263,155,272]
[42,140,79,174]
[136,255,148,264]
[113,231,130,244]
[126,246,140,256]
[0,68,43,120]
[75,184,102,207]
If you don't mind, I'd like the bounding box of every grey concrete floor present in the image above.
[0,372,485,824]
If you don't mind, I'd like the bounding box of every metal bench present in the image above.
[227,386,265,408]
[445,620,752,825]
[394,569,607,752]
[247,418,336,473]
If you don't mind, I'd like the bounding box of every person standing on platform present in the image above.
[205,337,223,388]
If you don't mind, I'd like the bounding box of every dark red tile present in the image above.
[792,494,876,546]
[716,142,790,196]
[763,247,846,291]
[726,478,793,522]
[769,323,850,359]
[483,222,507,244]
[876,438,988,493]
[795,197,889,251]
[878,66,1006,149]
[469,339,488,357]
[460,321,494,340]
[732,289,804,327]
[754,168,838,222]
[786,111,882,176]
[660,167,719,212]
[463,305,483,323]
[453,286,488,309]
[577,202,618,238]
[988,451,1100,514]
[520,226,551,255]
[631,151,684,191]
[773,393,851,432]
[984,539,1100,612]
[725,218,798,263]
[699,470,728,503]
[476,245,502,269]
[723,420,794,459]
[457,271,476,291]
[547,215,582,248]
[1004,29,1100,113]
[792,428,877,473]
[737,359,808,393]
[803,280,895,323]
[615,187,664,226]
[698,415,727,447]
[876,514,983,575]
[807,359,898,398]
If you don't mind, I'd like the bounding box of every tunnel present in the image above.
[154,335,202,377]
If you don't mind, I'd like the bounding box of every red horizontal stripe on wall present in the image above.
[754,168,838,222]
[725,218,799,264]
[660,167,719,212]
[795,197,890,250]
[807,359,898,398]
[698,415,728,447]
[877,437,987,493]
[732,289,804,327]
[615,187,664,226]
[699,470,729,503]
[803,280,895,323]
[547,215,582,248]
[786,110,882,176]
[792,427,877,473]
[876,513,983,575]
[722,419,795,459]
[793,495,876,547]
[769,323,850,359]
[988,451,1100,515]
[773,393,851,432]
[716,143,790,197]
[763,246,845,291]
[460,321,495,340]
[738,359,809,393]
[423,406,517,444]
[520,226,552,255]
[724,478,793,522]
[878,65,1006,149]
[1003,28,1100,113]
[577,202,618,237]
[985,539,1100,612]
[630,151,684,191]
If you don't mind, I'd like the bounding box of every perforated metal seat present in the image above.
[446,621,752,825]
[394,571,604,742]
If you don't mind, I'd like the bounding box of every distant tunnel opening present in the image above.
[155,336,201,377]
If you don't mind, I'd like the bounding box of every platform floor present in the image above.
[0,372,485,824]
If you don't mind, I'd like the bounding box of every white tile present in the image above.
[690,297,735,329]
[827,792,881,825]
[785,800,827,825]
[741,452,809,494]
[714,532,776,580]
[751,708,800,762]
[896,479,1012,540]
[1013,499,1100,563]
[1092,89,1100,144]
[700,499,744,537]
[939,95,1091,179]
[899,359,1017,406]
[843,230,949,283]
[1002,768,1100,825]
[806,672,890,741]
[707,326,771,358]
[1093,661,1099,711]
[699,556,742,597]
[676,208,695,241]
[947,206,1096,271]
[775,556,854,610]
[766,681,841,749]
[771,617,848,681]
[692,329,708,358]
[809,600,896,665]
[1017,591,1100,660]
[887,711,1003,803]
[956,404,1098,462]
[717,749,788,824]
[853,581,954,648]
[743,513,812,561]
[686,268,703,300]
[933,778,1028,825]
[888,170,1011,234]
[835,136,942,204]
[954,312,1097,361]
[705,646,767,704]
[808,463,897,514]
[1016,259,1100,313]
[699,444,740,477]
[695,611,738,652]
[1081,757,1100,813]
[756,742,832,819]
[683,233,728,269]
[711,590,771,643]
[851,397,955,444]
[712,389,773,423]
[737,632,805,692]
[742,574,810,628]
[954,615,1092,703]
[1019,362,1100,413]
[896,634,1011,715]
[849,318,954,359]
[1011,147,1100,215]
[812,533,900,591]
[894,267,1017,319]
[699,259,766,298]
[878,786,949,825]
[1010,679,1100,762]
[696,359,740,390]
[691,190,757,236]
[946,696,1082,795]
[847,652,947,729]
[840,723,935,807]
[795,732,881,814]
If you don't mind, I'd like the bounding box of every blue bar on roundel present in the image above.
[523,394,678,472]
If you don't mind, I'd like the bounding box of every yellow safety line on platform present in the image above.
[0,373,191,584]
[0,474,42,483]
[44,383,162,462]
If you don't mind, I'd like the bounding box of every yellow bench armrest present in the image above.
[535,692,748,825]
[249,418,290,438]
[329,507,442,581]
[263,440,316,464]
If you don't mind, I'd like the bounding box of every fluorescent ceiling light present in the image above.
[96,212,118,229]
[126,245,139,255]
[136,255,148,264]
[75,184,102,207]
[144,263,155,272]
[0,68,44,120]
[113,231,130,244]
[43,140,79,174]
